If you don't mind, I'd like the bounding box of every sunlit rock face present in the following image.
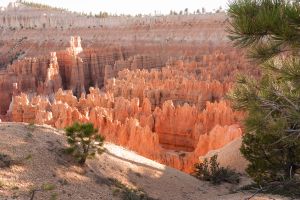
[9,87,243,172]
[8,53,255,172]
[1,35,258,173]
[0,36,167,114]
[0,6,239,115]
[0,5,260,172]
[0,33,259,115]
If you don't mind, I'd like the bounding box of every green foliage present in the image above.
[228,0,300,185]
[65,122,105,165]
[50,193,58,200]
[193,155,240,185]
[108,178,155,200]
[41,183,56,191]
[24,154,32,160]
[95,11,109,18]
[121,189,149,200]
[27,122,35,130]
[18,0,68,12]
[227,0,300,59]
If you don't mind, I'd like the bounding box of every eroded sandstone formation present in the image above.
[0,3,257,172]
[1,35,255,173]
[106,56,258,109]
[10,87,243,172]
[0,2,229,70]
[0,38,67,114]
[8,57,249,172]
[0,36,171,114]
[0,34,257,115]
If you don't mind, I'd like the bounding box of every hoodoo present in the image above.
[1,1,298,199]
[3,35,255,172]
[0,4,256,173]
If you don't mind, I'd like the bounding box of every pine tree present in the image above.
[65,122,105,165]
[184,8,189,15]
[227,0,300,184]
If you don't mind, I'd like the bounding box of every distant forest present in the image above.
[17,0,224,18]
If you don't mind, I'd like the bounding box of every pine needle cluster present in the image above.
[228,0,300,185]
[65,122,105,165]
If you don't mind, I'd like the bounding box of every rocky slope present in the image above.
[0,123,287,200]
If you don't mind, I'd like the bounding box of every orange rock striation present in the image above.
[0,37,74,114]
[106,54,258,109]
[8,58,247,172]
[0,4,230,71]
[0,34,257,115]
[0,5,258,172]
[0,36,167,114]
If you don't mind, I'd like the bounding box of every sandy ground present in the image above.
[202,137,248,173]
[0,122,289,200]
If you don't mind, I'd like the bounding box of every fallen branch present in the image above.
[30,189,41,200]
[244,186,263,200]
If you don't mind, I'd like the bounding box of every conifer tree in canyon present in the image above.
[228,0,300,186]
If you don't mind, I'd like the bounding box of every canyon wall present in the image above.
[1,2,228,29]
[0,32,256,115]
[7,56,255,172]
[0,36,170,114]
[0,2,228,69]
[0,4,258,172]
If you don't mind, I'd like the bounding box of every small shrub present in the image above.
[193,155,240,185]
[26,132,33,138]
[108,178,155,200]
[24,154,32,160]
[65,122,105,165]
[122,187,153,200]
[50,193,58,200]
[41,183,56,191]
[58,179,68,186]
[0,153,12,168]
[27,123,35,131]
[12,186,19,190]
[112,188,120,196]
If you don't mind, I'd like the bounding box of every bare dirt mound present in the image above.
[0,122,287,200]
